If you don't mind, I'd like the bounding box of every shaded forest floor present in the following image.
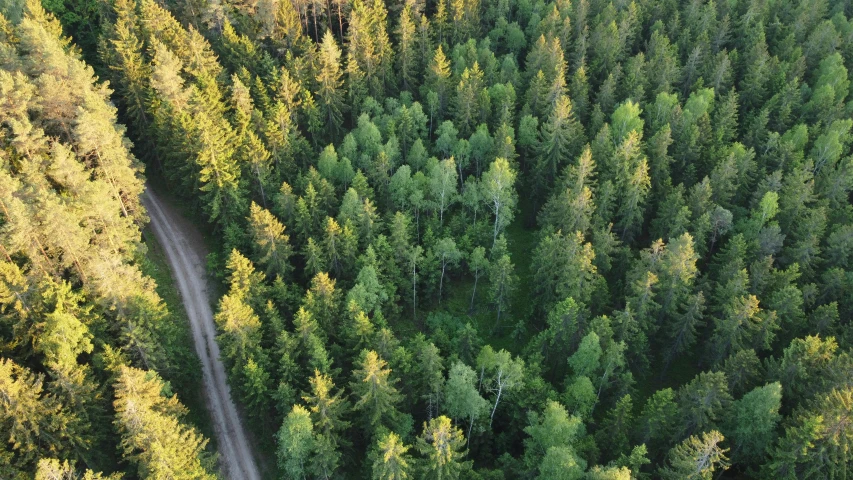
[431,193,540,354]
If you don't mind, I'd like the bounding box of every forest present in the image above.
[1,0,852,476]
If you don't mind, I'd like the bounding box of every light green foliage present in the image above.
[429,158,458,225]
[524,400,586,479]
[248,202,293,278]
[481,158,518,247]
[568,332,602,377]
[564,375,597,419]
[444,362,489,441]
[277,404,315,479]
[659,430,729,480]
[725,382,781,463]
[476,346,525,426]
[113,366,215,479]
[35,459,121,479]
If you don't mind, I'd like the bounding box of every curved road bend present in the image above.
[142,187,261,480]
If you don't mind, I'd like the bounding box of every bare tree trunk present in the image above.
[439,261,446,304]
[412,261,417,322]
[489,377,503,427]
[336,3,344,41]
[469,272,479,312]
[492,204,501,249]
[466,413,475,449]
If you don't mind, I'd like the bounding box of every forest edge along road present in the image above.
[142,186,261,480]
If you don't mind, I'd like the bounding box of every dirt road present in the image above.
[142,187,261,480]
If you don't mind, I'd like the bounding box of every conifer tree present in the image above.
[113,366,215,479]
[247,202,293,278]
[316,30,345,139]
[396,6,418,92]
[0,358,76,464]
[35,459,120,480]
[372,431,413,480]
[351,350,402,432]
[416,416,470,479]
[426,45,452,116]
[454,62,486,137]
[659,430,729,480]
[536,95,584,192]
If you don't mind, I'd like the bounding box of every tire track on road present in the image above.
[143,187,261,480]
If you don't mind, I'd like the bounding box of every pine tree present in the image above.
[396,6,418,92]
[186,78,246,225]
[416,416,470,479]
[659,430,729,480]
[426,45,452,115]
[303,370,350,441]
[35,459,120,480]
[595,394,634,461]
[316,30,345,139]
[676,371,733,438]
[532,230,599,308]
[540,145,597,235]
[724,382,781,464]
[536,95,584,192]
[0,358,75,464]
[372,432,413,480]
[454,62,486,137]
[350,350,402,431]
[230,76,273,207]
[613,131,650,243]
[113,366,215,479]
[247,202,293,278]
[765,388,853,478]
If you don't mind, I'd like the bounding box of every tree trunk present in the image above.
[469,272,479,312]
[492,203,501,248]
[412,262,417,322]
[489,376,503,427]
[467,412,475,449]
[336,3,343,41]
[439,261,446,304]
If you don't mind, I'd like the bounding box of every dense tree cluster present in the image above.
[0,1,214,477]
[3,0,853,476]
